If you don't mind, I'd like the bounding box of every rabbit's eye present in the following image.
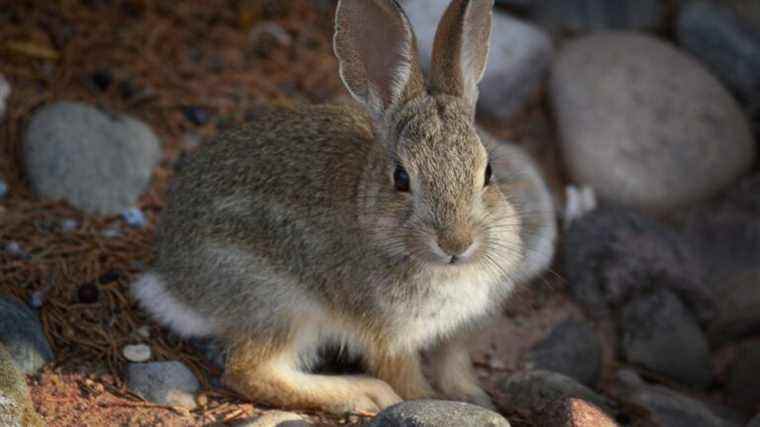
[484,162,493,187]
[394,165,410,192]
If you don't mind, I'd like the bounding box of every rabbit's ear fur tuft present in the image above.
[334,0,425,119]
[429,0,494,109]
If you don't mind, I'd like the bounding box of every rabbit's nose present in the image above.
[436,230,475,259]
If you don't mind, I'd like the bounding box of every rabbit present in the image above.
[131,0,556,416]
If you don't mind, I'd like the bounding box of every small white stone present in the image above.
[563,184,597,228]
[123,344,152,362]
[136,326,151,339]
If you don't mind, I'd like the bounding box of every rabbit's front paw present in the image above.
[329,378,402,416]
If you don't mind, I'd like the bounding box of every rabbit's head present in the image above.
[334,0,523,273]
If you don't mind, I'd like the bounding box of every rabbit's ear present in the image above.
[334,0,425,119]
[429,0,493,109]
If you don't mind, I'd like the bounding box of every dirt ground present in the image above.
[1,1,573,425]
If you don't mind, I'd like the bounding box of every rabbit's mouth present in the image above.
[427,238,481,266]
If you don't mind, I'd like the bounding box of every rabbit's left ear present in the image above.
[429,0,494,110]
[334,0,425,121]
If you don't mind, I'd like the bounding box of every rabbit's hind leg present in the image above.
[222,332,401,416]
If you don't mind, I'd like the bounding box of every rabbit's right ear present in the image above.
[334,0,425,120]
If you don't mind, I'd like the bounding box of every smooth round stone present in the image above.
[122,344,151,362]
[551,32,755,212]
[24,101,161,215]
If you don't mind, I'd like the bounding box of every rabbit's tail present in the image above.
[130,272,215,338]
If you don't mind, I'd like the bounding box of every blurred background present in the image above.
[0,0,758,426]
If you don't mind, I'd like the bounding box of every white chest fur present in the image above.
[387,267,511,352]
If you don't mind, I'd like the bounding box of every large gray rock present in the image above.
[0,296,54,374]
[623,383,736,427]
[621,290,712,389]
[497,370,615,420]
[708,271,760,346]
[551,32,755,212]
[525,319,602,387]
[0,343,44,427]
[127,361,200,409]
[678,1,760,129]
[529,0,665,33]
[724,341,760,410]
[24,101,161,215]
[367,400,509,427]
[404,1,553,120]
[562,207,714,323]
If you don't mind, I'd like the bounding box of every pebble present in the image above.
[525,319,603,386]
[551,32,755,212]
[621,289,712,389]
[236,410,311,427]
[404,0,553,120]
[367,400,511,427]
[0,74,9,121]
[127,361,200,409]
[4,242,27,258]
[528,0,665,32]
[183,106,211,126]
[0,296,54,374]
[677,1,760,124]
[101,226,122,238]
[122,344,152,362]
[121,207,147,228]
[563,185,597,228]
[60,218,79,232]
[0,178,7,199]
[562,207,714,323]
[24,101,161,215]
[497,370,615,420]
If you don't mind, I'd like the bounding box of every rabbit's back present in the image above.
[143,105,379,336]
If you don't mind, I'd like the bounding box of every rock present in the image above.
[551,32,755,212]
[60,218,79,232]
[122,344,151,362]
[562,207,714,323]
[0,296,54,374]
[525,319,602,386]
[0,343,45,427]
[24,101,161,215]
[620,289,712,389]
[708,270,760,345]
[236,410,311,427]
[622,383,735,427]
[563,185,597,227]
[182,106,211,126]
[0,178,7,199]
[677,1,760,127]
[0,74,9,121]
[367,400,510,427]
[537,398,619,427]
[748,414,760,427]
[528,0,665,32]
[724,341,760,410]
[127,361,200,409]
[497,370,615,419]
[121,207,147,228]
[404,1,553,120]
